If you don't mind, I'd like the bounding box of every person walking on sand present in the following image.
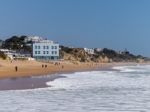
[42,64,44,68]
[45,65,47,68]
[15,66,18,72]
[62,65,64,69]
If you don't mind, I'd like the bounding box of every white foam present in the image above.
[46,70,133,90]
[46,66,150,91]
[113,65,149,73]
[46,71,111,90]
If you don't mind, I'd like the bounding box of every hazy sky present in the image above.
[0,0,150,56]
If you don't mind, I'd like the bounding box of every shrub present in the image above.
[0,51,7,60]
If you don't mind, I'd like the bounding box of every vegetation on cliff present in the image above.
[2,36,32,53]
[60,46,146,63]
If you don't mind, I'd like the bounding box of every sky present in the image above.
[0,0,149,56]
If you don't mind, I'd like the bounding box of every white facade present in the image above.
[24,36,43,43]
[0,49,32,60]
[0,49,16,59]
[84,48,94,54]
[95,48,102,52]
[32,40,59,60]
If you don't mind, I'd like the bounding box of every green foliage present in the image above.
[60,46,73,53]
[2,35,32,53]
[102,48,118,58]
[3,36,24,49]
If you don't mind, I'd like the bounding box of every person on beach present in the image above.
[45,65,47,68]
[62,65,64,69]
[15,66,18,72]
[42,64,44,68]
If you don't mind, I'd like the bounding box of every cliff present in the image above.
[60,46,147,63]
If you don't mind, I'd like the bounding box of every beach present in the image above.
[1,64,150,111]
[0,60,150,111]
[0,60,114,79]
[0,59,141,79]
[0,59,142,90]
[0,59,112,90]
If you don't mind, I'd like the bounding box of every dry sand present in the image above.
[0,59,140,79]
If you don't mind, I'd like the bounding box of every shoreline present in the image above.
[0,60,148,90]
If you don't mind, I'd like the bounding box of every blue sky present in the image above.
[0,0,150,56]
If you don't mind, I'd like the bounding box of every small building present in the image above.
[84,48,94,54]
[24,36,43,43]
[32,40,59,60]
[95,48,102,52]
[0,49,32,60]
[0,49,17,59]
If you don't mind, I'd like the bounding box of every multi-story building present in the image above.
[32,40,59,60]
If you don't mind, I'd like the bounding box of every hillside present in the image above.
[60,46,146,63]
[2,35,32,54]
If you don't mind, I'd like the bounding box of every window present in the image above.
[55,51,57,54]
[47,51,49,54]
[47,46,49,49]
[43,51,45,54]
[38,46,40,49]
[55,46,57,49]
[38,51,40,54]
[52,46,54,49]
[43,46,45,49]
[35,51,37,54]
[35,46,37,49]
[52,51,54,54]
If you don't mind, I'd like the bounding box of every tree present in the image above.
[2,35,32,53]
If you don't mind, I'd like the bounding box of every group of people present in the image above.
[54,62,64,69]
[14,62,65,72]
[42,64,48,68]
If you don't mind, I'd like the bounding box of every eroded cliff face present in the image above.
[60,46,147,63]
[60,48,111,63]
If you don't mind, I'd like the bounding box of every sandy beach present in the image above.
[0,60,114,79]
[0,59,144,90]
[0,59,143,79]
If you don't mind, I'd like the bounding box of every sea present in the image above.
[0,64,150,112]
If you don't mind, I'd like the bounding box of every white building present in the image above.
[32,40,59,60]
[84,48,94,54]
[24,36,43,43]
[95,48,102,52]
[0,49,16,59]
[0,49,32,60]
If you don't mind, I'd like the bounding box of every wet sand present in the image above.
[0,75,66,90]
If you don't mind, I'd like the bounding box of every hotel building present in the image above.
[32,40,59,60]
